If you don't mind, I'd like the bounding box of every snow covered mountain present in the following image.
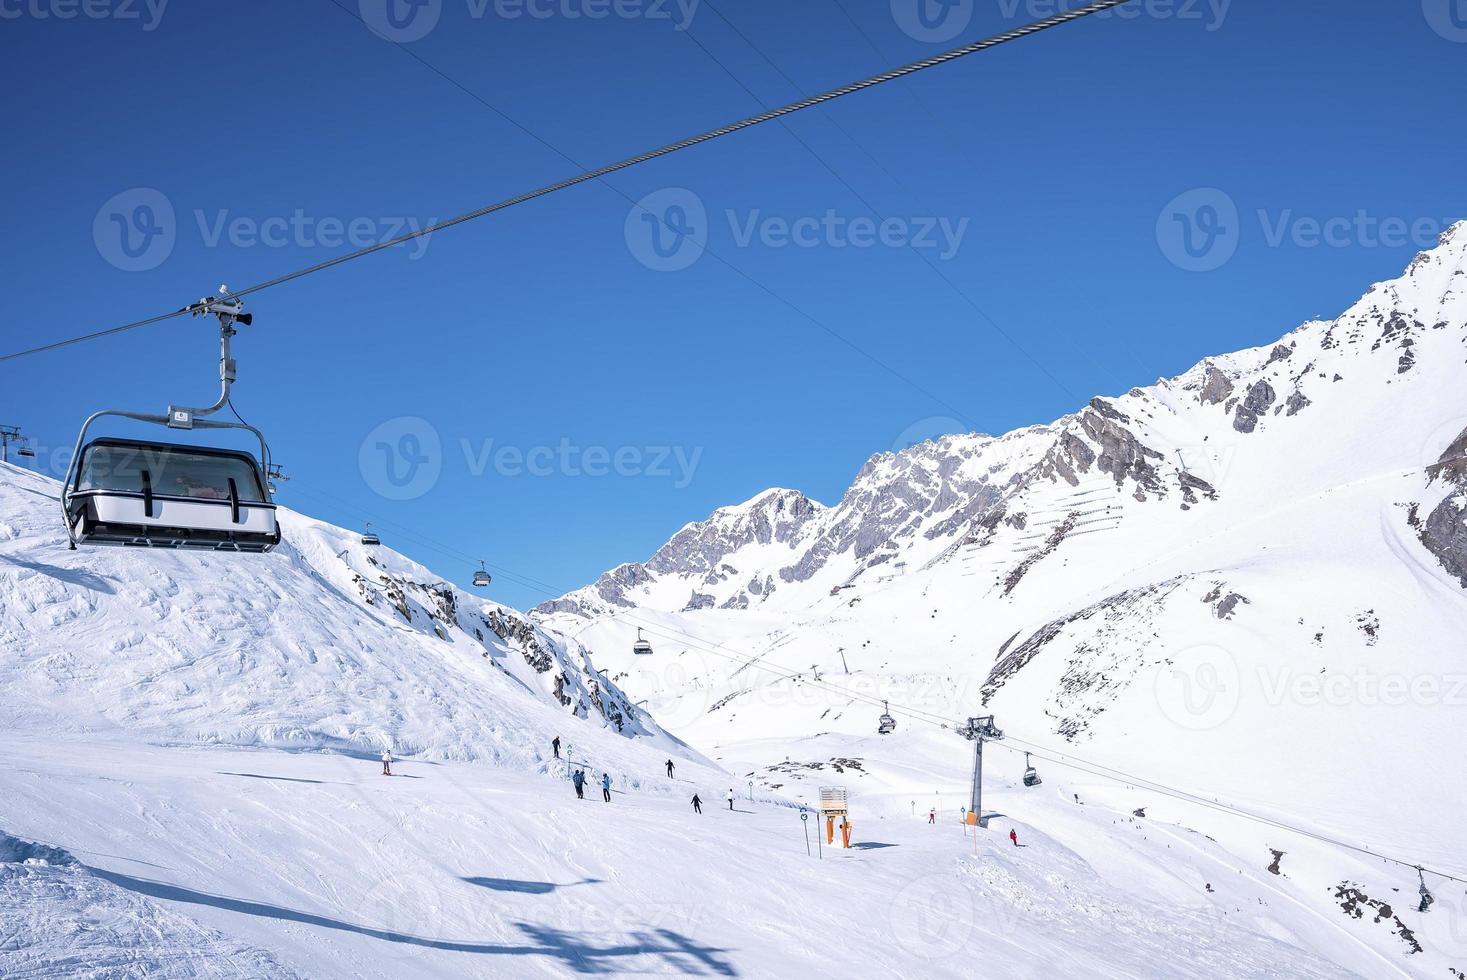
[537,223,1467,974]
[543,224,1467,622]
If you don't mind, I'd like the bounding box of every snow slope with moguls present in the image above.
[0,462,681,766]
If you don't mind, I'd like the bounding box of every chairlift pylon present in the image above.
[877,701,896,735]
[632,627,654,656]
[472,561,491,588]
[1023,751,1042,787]
[59,292,281,553]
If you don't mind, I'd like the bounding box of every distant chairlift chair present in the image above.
[361,522,381,547]
[1023,752,1042,787]
[632,627,654,656]
[472,561,491,588]
[878,701,896,735]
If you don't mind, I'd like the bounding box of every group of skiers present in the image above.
[554,738,735,814]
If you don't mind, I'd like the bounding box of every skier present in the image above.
[665,759,675,778]
[692,794,702,814]
[381,750,392,777]
[928,808,936,824]
[1009,829,1019,847]
[726,788,735,811]
[572,769,586,800]
[601,772,612,803]
[552,736,561,759]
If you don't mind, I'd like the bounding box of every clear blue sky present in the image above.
[2,0,1464,609]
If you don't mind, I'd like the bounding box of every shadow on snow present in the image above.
[462,876,603,895]
[91,867,737,975]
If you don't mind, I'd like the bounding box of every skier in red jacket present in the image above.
[1009,829,1018,847]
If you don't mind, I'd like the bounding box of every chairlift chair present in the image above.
[361,522,381,547]
[60,293,281,553]
[1023,752,1042,787]
[877,701,896,735]
[472,561,491,588]
[17,446,34,459]
[632,627,654,656]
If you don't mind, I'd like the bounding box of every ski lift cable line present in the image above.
[0,0,1136,365]
[987,738,1467,885]
[282,478,1467,884]
[683,0,1080,400]
[279,478,961,724]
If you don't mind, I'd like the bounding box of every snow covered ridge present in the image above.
[541,220,1467,617]
[0,461,670,763]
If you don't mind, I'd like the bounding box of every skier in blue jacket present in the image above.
[601,772,612,803]
[572,769,586,800]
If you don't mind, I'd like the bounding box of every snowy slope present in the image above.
[0,460,682,767]
[538,224,1467,975]
[1,736,1356,979]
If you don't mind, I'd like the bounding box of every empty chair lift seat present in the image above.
[66,438,280,552]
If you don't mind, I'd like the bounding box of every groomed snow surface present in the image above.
[3,735,1353,979]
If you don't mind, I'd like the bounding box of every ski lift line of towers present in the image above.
[0,424,36,463]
